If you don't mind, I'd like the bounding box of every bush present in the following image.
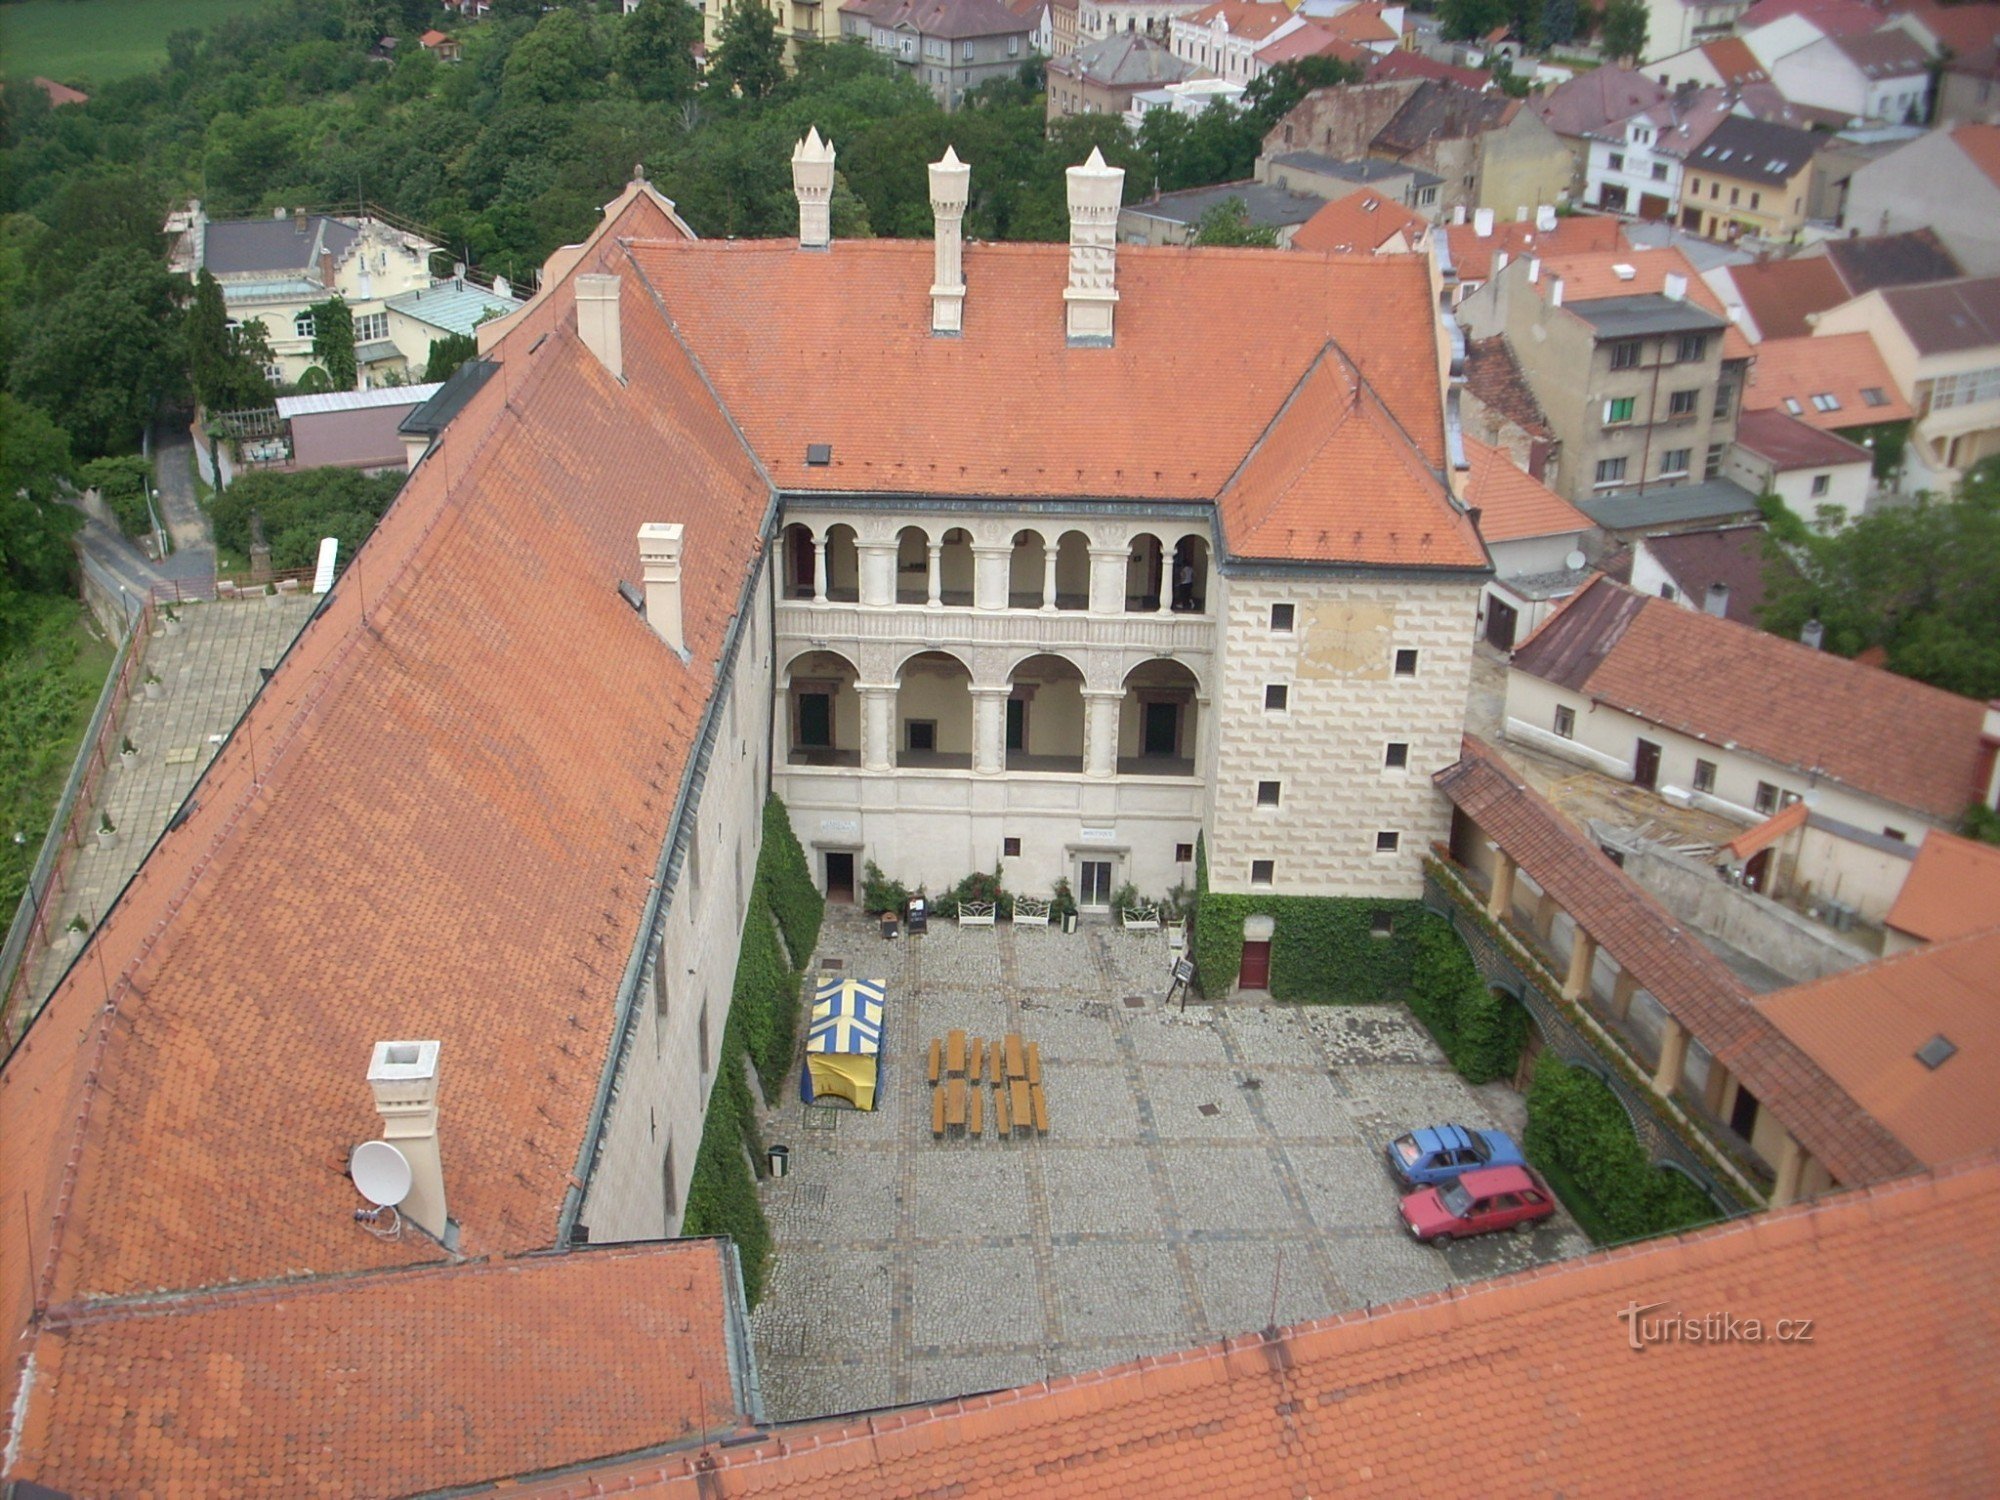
[731,888,798,1093]
[79,456,154,542]
[1405,921,1527,1084]
[1523,1053,1721,1245]
[932,865,1006,918]
[759,794,822,966]
[680,999,771,1305]
[861,859,909,916]
[209,466,404,573]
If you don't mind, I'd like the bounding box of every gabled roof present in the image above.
[384,278,525,336]
[200,213,362,278]
[1183,0,1299,41]
[1439,211,1626,286]
[1366,48,1490,90]
[1462,437,1590,542]
[1741,331,1913,427]
[1511,576,1994,822]
[1904,1,2000,80]
[1948,122,2000,195]
[1714,255,1848,340]
[1885,830,2000,946]
[1635,523,1779,624]
[1685,113,1822,186]
[1733,406,1871,469]
[1828,27,1932,78]
[1700,36,1771,87]
[1462,335,1551,439]
[841,0,1032,37]
[1254,22,1367,67]
[1820,229,1964,295]
[1879,274,2000,356]
[1049,30,1196,87]
[1741,0,1884,37]
[1537,246,1755,360]
[1760,929,2000,1166]
[1374,81,1519,155]
[530,1159,2000,1498]
[1533,66,1669,139]
[1288,191,1428,254]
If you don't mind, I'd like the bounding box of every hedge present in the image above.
[1523,1052,1721,1245]
[1405,921,1528,1084]
[1192,834,1426,1002]
[680,999,771,1305]
[732,888,799,1094]
[759,794,823,967]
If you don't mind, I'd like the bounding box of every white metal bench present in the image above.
[1011,896,1050,927]
[957,900,996,927]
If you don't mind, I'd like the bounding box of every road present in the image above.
[69,430,216,610]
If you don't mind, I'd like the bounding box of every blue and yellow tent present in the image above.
[801,976,885,1110]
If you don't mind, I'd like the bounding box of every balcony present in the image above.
[775,598,1215,662]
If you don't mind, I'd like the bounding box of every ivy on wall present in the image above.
[760,793,823,968]
[1523,1052,1721,1245]
[1404,922,1528,1084]
[680,1000,771,1305]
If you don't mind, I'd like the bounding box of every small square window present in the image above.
[1250,859,1275,886]
[1661,448,1691,476]
[1810,474,1830,497]
[1693,758,1716,793]
[1595,456,1628,487]
[1677,333,1708,363]
[1861,386,1889,407]
[1610,340,1641,370]
[1554,705,1575,738]
[1393,649,1418,678]
[1375,831,1401,853]
[1755,781,1780,815]
[1384,742,1409,769]
[1883,827,1907,843]
[1669,388,1698,417]
[1370,910,1395,937]
[1660,582,1678,601]
[1265,683,1289,711]
[1604,396,1636,425]
[1257,780,1281,807]
[1175,842,1194,862]
[1003,836,1022,857]
[1270,602,1295,632]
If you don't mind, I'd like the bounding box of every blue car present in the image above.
[1384,1124,1526,1188]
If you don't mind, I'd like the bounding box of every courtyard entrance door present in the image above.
[1239,940,1272,990]
[824,851,855,903]
[1077,860,1113,912]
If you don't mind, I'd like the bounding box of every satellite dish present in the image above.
[350,1140,413,1208]
[1565,549,1588,572]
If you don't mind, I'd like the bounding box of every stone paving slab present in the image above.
[751,910,1592,1422]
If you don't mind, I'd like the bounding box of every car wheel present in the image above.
[1432,1232,1452,1246]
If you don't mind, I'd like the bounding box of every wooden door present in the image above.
[1240,940,1272,990]
[1485,597,1518,651]
[1633,738,1662,791]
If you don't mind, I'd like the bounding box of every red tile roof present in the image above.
[1634,523,1780,626]
[1740,0,1885,36]
[1885,829,2000,944]
[1715,255,1847,341]
[1949,121,2000,192]
[1288,191,1429,254]
[1255,23,1368,67]
[31,76,88,106]
[1723,797,1809,858]
[1435,735,1920,1187]
[1461,437,1590,541]
[1440,211,1626,286]
[1184,0,1298,41]
[625,238,1485,569]
[1700,36,1770,87]
[9,1242,746,1498]
[1741,331,1914,427]
[1365,48,1490,90]
[1461,335,1551,439]
[1511,576,1994,822]
[1538,247,1756,361]
[1733,406,1872,469]
[529,1159,2000,1497]
[1760,931,2000,1166]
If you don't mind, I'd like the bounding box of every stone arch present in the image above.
[1123,531,1171,612]
[1118,658,1200,775]
[938,526,974,607]
[894,525,930,604]
[895,649,973,767]
[1005,653,1086,771]
[1052,529,1091,610]
[1170,533,1210,614]
[1008,528,1047,607]
[823,523,859,602]
[783,649,860,767]
[780,521,816,600]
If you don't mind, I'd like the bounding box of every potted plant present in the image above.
[143,669,163,702]
[95,812,117,851]
[120,735,138,761]
[66,914,88,951]
[161,606,181,636]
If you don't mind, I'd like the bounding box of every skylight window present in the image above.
[1811,393,1842,412]
[1783,398,1804,415]
[1861,387,1889,407]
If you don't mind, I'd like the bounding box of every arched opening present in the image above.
[1119,659,1198,776]
[1008,529,1047,608]
[938,527,974,607]
[785,650,860,766]
[895,526,930,604]
[824,523,859,603]
[1006,654,1085,772]
[896,650,973,769]
[1170,534,1209,613]
[1124,534,1165,612]
[781,522,816,600]
[1054,530,1090,610]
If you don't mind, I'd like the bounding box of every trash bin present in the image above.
[881,915,899,940]
[1061,910,1078,934]
[767,1144,790,1178]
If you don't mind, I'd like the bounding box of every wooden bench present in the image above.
[1004,1033,1025,1081]
[968,1037,984,1083]
[945,1076,968,1131]
[968,1085,984,1138]
[946,1029,967,1078]
[1025,1042,1042,1087]
[1029,1083,1050,1135]
[993,1085,1011,1135]
[1009,1079,1032,1134]
[927,1038,942,1085]
[931,1086,946,1138]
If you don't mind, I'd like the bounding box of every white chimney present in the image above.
[1494,250,1510,277]
[1516,205,1530,221]
[1452,203,1467,225]
[929,146,970,336]
[1664,272,1688,301]
[1800,619,1825,650]
[1704,582,1730,617]
[1065,147,1124,346]
[1527,255,1540,283]
[639,523,685,653]
[1536,204,1558,231]
[791,127,835,251]
[1473,207,1495,237]
[367,1040,448,1241]
[574,274,623,381]
[1550,276,1564,307]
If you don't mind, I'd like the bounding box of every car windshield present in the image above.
[1439,1181,1472,1216]
[1395,1137,1420,1165]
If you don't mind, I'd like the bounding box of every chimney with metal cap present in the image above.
[1664,272,1688,301]
[930,146,970,335]
[792,127,835,250]
[1473,207,1494,237]
[1064,147,1124,347]
[1705,582,1730,617]
[1550,275,1564,307]
[1800,618,1824,650]
[1536,203,1558,231]
[367,1040,448,1240]
[575,274,623,380]
[639,522,685,652]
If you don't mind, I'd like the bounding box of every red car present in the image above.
[1399,1165,1556,1244]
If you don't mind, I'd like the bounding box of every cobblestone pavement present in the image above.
[26,595,319,1010]
[750,909,1591,1421]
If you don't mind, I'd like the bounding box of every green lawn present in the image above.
[0,0,282,86]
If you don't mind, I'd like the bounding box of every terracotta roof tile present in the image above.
[1733,406,1871,469]
[1714,256,1846,341]
[1366,49,1490,90]
[1884,830,2000,944]
[1461,437,1590,541]
[1435,735,1920,1187]
[1184,0,1297,41]
[1740,331,1913,427]
[1634,524,1781,626]
[1880,274,2000,356]
[1441,212,1625,286]
[1288,192,1429,254]
[528,1161,2000,1496]
[1538,246,1755,361]
[1512,577,1991,822]
[1699,36,1770,87]
[1461,335,1550,438]
[1760,931,2000,1165]
[1819,228,1963,295]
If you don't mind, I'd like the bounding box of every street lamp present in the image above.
[145,487,167,562]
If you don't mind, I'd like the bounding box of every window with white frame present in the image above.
[1661,448,1691,476]
[294,311,316,340]
[353,311,388,343]
[1554,704,1575,738]
[1594,456,1628,487]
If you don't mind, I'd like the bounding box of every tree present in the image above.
[712,0,786,102]
[615,0,702,105]
[0,394,82,645]
[1439,0,1512,43]
[424,332,480,383]
[1192,197,1279,247]
[1243,54,1366,128]
[9,255,185,458]
[308,297,358,392]
[1540,0,1581,48]
[501,8,606,109]
[188,269,275,412]
[1601,0,1649,63]
[1757,460,2000,702]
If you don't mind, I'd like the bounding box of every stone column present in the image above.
[928,146,969,335]
[1609,967,1639,1021]
[1042,544,1059,612]
[1088,545,1126,614]
[812,537,828,604]
[858,686,896,771]
[858,542,896,608]
[926,542,943,609]
[1771,1131,1807,1208]
[1532,888,1559,940]
[972,687,1009,775]
[1652,1017,1689,1099]
[1083,690,1121,779]
[1486,850,1516,921]
[972,543,1011,612]
[1192,693,1213,782]
[1156,544,1173,617]
[1562,930,1598,1002]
